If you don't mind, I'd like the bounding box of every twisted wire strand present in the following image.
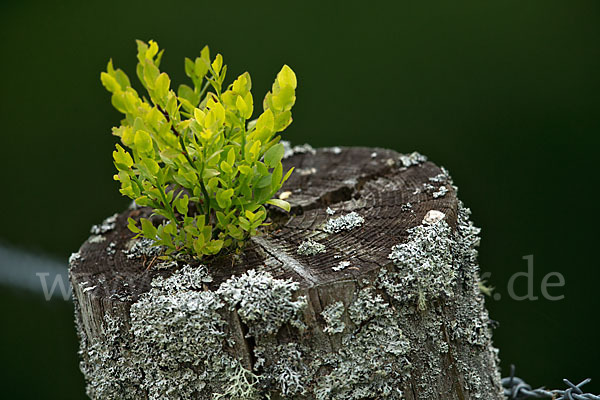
[503,365,600,400]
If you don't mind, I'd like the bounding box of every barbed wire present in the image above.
[503,365,600,400]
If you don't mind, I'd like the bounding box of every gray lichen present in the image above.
[150,264,213,291]
[105,241,117,256]
[324,146,343,154]
[382,216,457,310]
[297,167,318,176]
[332,260,350,272]
[315,288,410,400]
[422,183,436,192]
[447,204,493,348]
[254,342,312,397]
[282,141,316,158]
[218,269,307,336]
[90,214,118,234]
[130,272,228,399]
[297,239,326,256]
[80,265,308,399]
[399,151,427,167]
[400,202,413,212]
[323,212,365,234]
[428,172,449,183]
[77,309,144,399]
[432,185,449,198]
[88,235,106,244]
[122,237,163,259]
[321,301,346,334]
[372,201,504,399]
[69,251,82,265]
[154,260,178,270]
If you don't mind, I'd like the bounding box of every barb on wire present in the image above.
[503,365,600,400]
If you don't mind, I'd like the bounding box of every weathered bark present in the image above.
[70,146,504,400]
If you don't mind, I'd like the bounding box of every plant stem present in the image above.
[157,104,211,218]
[240,117,246,161]
[197,80,210,102]
[157,184,177,223]
[199,146,212,220]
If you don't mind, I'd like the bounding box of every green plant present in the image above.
[101,40,296,258]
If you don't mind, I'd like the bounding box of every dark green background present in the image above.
[1,0,599,397]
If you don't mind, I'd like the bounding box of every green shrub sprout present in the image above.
[101,40,296,258]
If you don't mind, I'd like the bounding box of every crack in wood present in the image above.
[252,236,318,286]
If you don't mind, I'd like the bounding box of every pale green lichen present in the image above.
[321,301,346,334]
[123,237,163,260]
[130,270,229,399]
[399,151,427,167]
[76,307,144,399]
[323,212,365,234]
[282,141,316,158]
[381,217,457,310]
[315,288,410,400]
[88,235,106,244]
[332,260,350,272]
[368,199,504,399]
[132,267,308,399]
[297,239,326,256]
[79,264,271,399]
[432,185,449,198]
[150,263,212,292]
[212,359,260,400]
[254,342,312,397]
[90,213,118,234]
[217,269,307,336]
[217,271,313,397]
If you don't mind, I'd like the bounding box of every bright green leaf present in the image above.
[140,218,157,239]
[134,130,153,154]
[264,143,285,167]
[154,72,170,103]
[101,72,121,93]
[266,198,291,212]
[127,217,141,233]
[113,144,133,169]
[277,65,297,89]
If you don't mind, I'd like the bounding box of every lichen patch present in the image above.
[433,185,449,199]
[69,252,83,266]
[217,269,307,336]
[332,260,350,271]
[323,211,365,234]
[282,141,316,158]
[315,288,410,400]
[90,213,118,235]
[399,151,427,167]
[88,235,106,244]
[297,239,326,256]
[122,237,163,260]
[382,217,456,310]
[321,301,346,334]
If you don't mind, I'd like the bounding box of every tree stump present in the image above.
[70,146,504,400]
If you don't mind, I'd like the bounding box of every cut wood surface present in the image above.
[70,146,504,400]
